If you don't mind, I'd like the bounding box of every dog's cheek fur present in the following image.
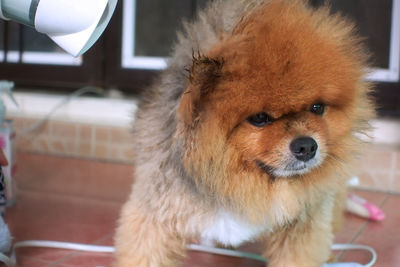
[176,0,373,224]
[179,113,333,225]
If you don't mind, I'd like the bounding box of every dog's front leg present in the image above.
[114,200,186,267]
[263,197,335,267]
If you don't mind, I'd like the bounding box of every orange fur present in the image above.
[114,1,374,266]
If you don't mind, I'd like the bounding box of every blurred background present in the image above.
[0,0,397,106]
[0,0,398,192]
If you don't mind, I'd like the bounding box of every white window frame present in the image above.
[122,0,400,83]
[121,0,167,70]
[365,0,400,82]
[0,51,82,65]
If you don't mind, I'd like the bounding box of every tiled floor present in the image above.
[4,152,400,266]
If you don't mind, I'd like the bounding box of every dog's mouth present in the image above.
[257,156,322,178]
[257,161,277,177]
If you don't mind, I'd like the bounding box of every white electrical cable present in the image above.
[186,243,267,262]
[0,240,376,267]
[187,243,377,267]
[19,86,103,136]
[1,240,117,267]
[331,243,377,267]
[13,240,115,253]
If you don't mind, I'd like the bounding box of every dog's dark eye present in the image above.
[247,112,274,127]
[310,103,325,115]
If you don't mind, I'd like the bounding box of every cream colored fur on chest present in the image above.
[200,211,271,247]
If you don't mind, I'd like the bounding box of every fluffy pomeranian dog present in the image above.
[115,0,374,266]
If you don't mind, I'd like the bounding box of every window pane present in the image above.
[0,22,3,49]
[312,0,392,69]
[3,22,58,53]
[0,22,81,65]
[0,22,3,62]
[122,0,204,69]
[134,0,193,57]
[22,27,61,53]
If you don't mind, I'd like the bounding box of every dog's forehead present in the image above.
[214,76,320,118]
[211,42,355,118]
[212,40,357,117]
[203,0,364,121]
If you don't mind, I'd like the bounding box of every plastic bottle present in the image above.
[0,81,18,207]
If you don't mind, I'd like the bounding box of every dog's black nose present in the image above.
[290,137,318,162]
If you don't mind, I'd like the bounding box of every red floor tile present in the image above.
[53,234,116,266]
[16,250,73,266]
[6,190,121,242]
[3,153,398,267]
[53,252,115,267]
[15,256,54,267]
[16,152,133,203]
[335,189,388,244]
[340,194,400,267]
[5,190,122,265]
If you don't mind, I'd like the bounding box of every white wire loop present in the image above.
[0,240,376,267]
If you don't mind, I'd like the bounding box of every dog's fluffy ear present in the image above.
[178,53,223,125]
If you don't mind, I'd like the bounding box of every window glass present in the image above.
[122,0,197,69]
[311,0,394,70]
[0,22,3,62]
[134,0,193,57]
[328,0,392,69]
[21,26,60,53]
[0,21,81,65]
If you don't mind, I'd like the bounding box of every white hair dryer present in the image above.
[0,0,118,57]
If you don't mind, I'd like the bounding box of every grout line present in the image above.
[349,193,390,244]
[74,124,80,156]
[49,120,54,138]
[336,220,369,261]
[92,233,115,245]
[18,255,56,267]
[15,116,133,163]
[106,127,112,160]
[48,250,81,267]
[389,151,397,189]
[90,125,96,159]
[349,222,368,244]
[378,192,392,208]
[337,192,391,261]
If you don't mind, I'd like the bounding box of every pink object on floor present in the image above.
[347,193,385,221]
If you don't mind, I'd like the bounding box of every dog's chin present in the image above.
[258,157,323,178]
[272,164,317,177]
